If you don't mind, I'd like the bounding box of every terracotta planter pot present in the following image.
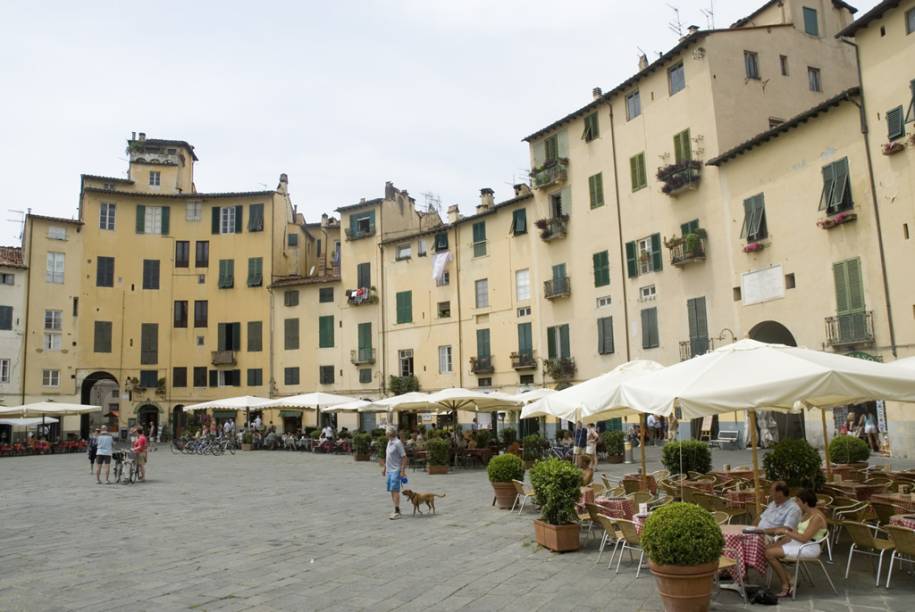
[354,452,371,462]
[533,520,580,552]
[605,454,624,464]
[491,481,517,509]
[427,464,448,475]
[241,443,252,451]
[648,560,718,612]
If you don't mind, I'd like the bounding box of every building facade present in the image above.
[0,246,27,410]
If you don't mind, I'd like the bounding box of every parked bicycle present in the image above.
[111,449,138,484]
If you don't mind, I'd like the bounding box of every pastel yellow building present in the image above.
[0,246,27,410]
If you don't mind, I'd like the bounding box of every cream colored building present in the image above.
[0,246,27,410]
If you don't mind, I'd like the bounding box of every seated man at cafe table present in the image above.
[755,481,801,532]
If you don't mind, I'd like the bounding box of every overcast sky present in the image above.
[0,0,878,243]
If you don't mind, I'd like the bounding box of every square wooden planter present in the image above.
[427,464,449,475]
[533,520,580,552]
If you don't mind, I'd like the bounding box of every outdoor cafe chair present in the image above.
[827,501,871,545]
[711,510,730,525]
[715,547,746,603]
[771,533,837,600]
[816,494,834,509]
[627,491,654,507]
[648,494,672,510]
[510,479,535,514]
[695,492,748,523]
[884,525,915,588]
[614,519,646,578]
[871,501,906,527]
[588,507,623,567]
[658,479,680,500]
[843,521,894,586]
[650,469,669,481]
[590,482,607,497]
[687,470,705,480]
[600,474,621,490]
[667,473,688,482]
[622,479,645,494]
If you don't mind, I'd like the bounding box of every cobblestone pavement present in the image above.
[1,445,914,611]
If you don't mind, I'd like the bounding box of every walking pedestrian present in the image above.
[381,426,407,520]
[87,428,99,473]
[574,421,587,467]
[586,423,599,468]
[95,426,114,484]
[132,425,148,481]
[863,411,880,452]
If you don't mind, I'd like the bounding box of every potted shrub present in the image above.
[661,440,712,476]
[474,429,492,449]
[642,502,724,612]
[241,430,253,451]
[522,434,543,470]
[529,457,583,552]
[601,431,626,464]
[488,453,524,509]
[501,427,517,448]
[763,438,825,492]
[352,432,372,461]
[828,434,870,466]
[427,438,450,474]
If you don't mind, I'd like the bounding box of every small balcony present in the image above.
[510,351,537,370]
[211,350,236,366]
[544,276,571,300]
[679,338,719,361]
[543,357,576,381]
[470,355,494,375]
[657,160,702,196]
[344,226,376,241]
[351,348,376,365]
[826,311,875,349]
[536,216,568,242]
[346,287,378,306]
[666,232,707,267]
[531,158,569,190]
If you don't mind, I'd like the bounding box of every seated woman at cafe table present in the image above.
[755,481,801,532]
[764,489,828,598]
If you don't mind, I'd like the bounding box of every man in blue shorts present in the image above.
[381,426,407,520]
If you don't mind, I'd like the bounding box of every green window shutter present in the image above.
[625,241,638,278]
[211,207,220,234]
[831,158,850,211]
[887,106,905,140]
[234,205,243,232]
[318,315,334,348]
[511,209,527,234]
[472,221,486,243]
[357,262,371,289]
[161,206,170,235]
[140,323,158,364]
[598,317,614,355]
[589,173,604,207]
[819,162,836,211]
[396,291,412,324]
[249,204,264,231]
[641,309,653,348]
[247,257,263,286]
[559,186,571,216]
[284,318,299,350]
[630,156,639,191]
[94,321,112,353]
[135,205,145,233]
[559,324,570,359]
[476,329,491,358]
[218,323,227,351]
[247,321,262,352]
[681,219,699,236]
[552,263,566,283]
[593,251,609,287]
[639,154,647,187]
[517,322,532,355]
[231,323,241,351]
[358,322,372,350]
[674,129,691,163]
[547,326,557,359]
[846,258,864,311]
[650,233,662,271]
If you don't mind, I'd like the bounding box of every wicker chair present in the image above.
[614,519,645,577]
[871,501,905,526]
[884,525,915,588]
[511,479,536,513]
[694,492,748,523]
[843,521,894,586]
[588,508,623,568]
[711,510,730,525]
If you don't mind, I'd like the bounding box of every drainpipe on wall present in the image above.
[379,205,387,395]
[454,224,464,389]
[20,217,33,405]
[608,103,632,361]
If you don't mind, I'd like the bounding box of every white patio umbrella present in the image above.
[322,399,372,413]
[426,387,521,412]
[512,388,556,406]
[0,402,101,417]
[0,416,60,426]
[263,392,360,427]
[889,356,915,370]
[182,395,272,412]
[368,392,432,413]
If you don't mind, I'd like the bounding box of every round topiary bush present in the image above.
[601,431,626,456]
[829,434,870,464]
[352,432,372,455]
[661,439,712,475]
[427,438,450,466]
[763,438,825,490]
[528,457,582,525]
[523,434,544,462]
[642,502,724,566]
[487,453,524,483]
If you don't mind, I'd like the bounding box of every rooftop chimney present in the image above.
[277,173,288,192]
[384,181,396,200]
[687,24,700,36]
[592,87,603,100]
[477,188,495,213]
[638,54,649,71]
[138,132,146,141]
[513,183,532,198]
[131,131,136,141]
[447,204,461,224]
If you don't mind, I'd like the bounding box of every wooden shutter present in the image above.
[209,370,218,387]
[687,297,709,341]
[512,209,527,234]
[472,221,486,243]
[211,207,220,234]
[358,322,372,350]
[559,186,571,216]
[832,158,850,211]
[249,204,264,231]
[0,306,11,330]
[625,241,638,278]
[630,156,639,190]
[93,321,112,353]
[559,324,570,359]
[547,326,557,359]
[650,233,662,271]
[517,322,532,355]
[140,323,158,364]
[284,318,299,350]
[319,315,334,348]
[818,162,836,211]
[834,258,866,341]
[435,232,448,250]
[593,251,609,287]
[247,321,262,351]
[476,329,491,358]
[674,130,691,163]
[218,323,227,351]
[161,206,170,235]
[642,309,659,348]
[234,205,243,232]
[357,262,371,289]
[396,291,411,324]
[136,205,145,233]
[598,317,614,355]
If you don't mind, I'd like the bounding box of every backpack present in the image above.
[746,585,778,605]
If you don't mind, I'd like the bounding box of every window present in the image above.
[640,285,657,301]
[319,366,334,385]
[318,287,334,303]
[588,173,604,208]
[475,279,489,308]
[149,171,160,186]
[908,7,915,34]
[100,203,116,230]
[194,300,208,327]
[357,322,373,362]
[887,106,905,140]
[687,297,709,356]
[515,269,530,302]
[399,349,414,377]
[744,51,760,80]
[140,323,158,364]
[0,359,9,383]
[807,66,822,92]
[217,322,241,351]
[216,369,240,387]
[472,222,487,257]
[779,54,789,76]
[46,252,64,284]
[96,256,114,287]
[519,374,535,386]
[596,295,612,308]
[186,201,202,221]
[42,369,60,387]
[597,316,614,355]
[625,234,662,277]
[593,251,610,287]
[318,315,334,348]
[517,322,533,358]
[193,367,207,387]
[173,300,188,328]
[439,345,453,373]
[802,7,819,36]
[0,306,11,330]
[142,259,160,290]
[247,257,263,287]
[247,321,262,352]
[434,231,449,251]
[546,324,571,360]
[544,134,559,161]
[247,368,263,386]
[284,318,300,350]
[287,233,298,247]
[1,273,13,285]
[641,307,659,349]
[819,157,853,214]
[673,129,692,164]
[437,271,450,287]
[175,241,190,268]
[43,331,61,351]
[44,309,62,331]
[630,153,647,191]
[137,205,169,235]
[740,194,768,242]
[417,239,427,257]
[173,367,187,388]
[195,241,209,267]
[517,306,531,317]
[248,203,264,232]
[349,211,376,238]
[284,290,299,306]
[478,377,492,388]
[476,329,491,361]
[220,207,237,234]
[833,258,867,342]
[437,301,451,318]
[396,291,412,324]
[359,368,372,384]
[356,262,371,289]
[197,336,204,346]
[626,91,641,120]
[511,208,527,235]
[46,225,65,240]
[395,244,412,260]
[218,259,234,289]
[582,112,599,141]
[668,63,685,95]
[285,367,301,386]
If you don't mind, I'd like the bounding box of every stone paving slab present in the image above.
[1,446,914,611]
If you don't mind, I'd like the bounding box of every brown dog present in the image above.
[402,489,446,515]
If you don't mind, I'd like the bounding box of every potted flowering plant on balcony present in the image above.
[882,141,906,155]
[817,210,857,229]
[742,241,766,254]
[488,453,525,509]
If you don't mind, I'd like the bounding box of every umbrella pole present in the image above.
[821,407,833,481]
[639,413,647,489]
[749,409,762,519]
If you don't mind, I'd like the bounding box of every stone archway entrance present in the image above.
[748,321,806,443]
[137,404,160,438]
[80,371,119,439]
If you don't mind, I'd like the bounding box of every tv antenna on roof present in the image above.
[667,4,683,37]
[421,192,441,215]
[6,209,25,242]
[701,1,715,30]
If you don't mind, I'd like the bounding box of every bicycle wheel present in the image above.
[128,462,137,483]
[113,461,122,483]
[226,442,235,455]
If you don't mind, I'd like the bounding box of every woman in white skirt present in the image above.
[764,489,828,598]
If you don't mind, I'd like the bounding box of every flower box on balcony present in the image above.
[346,287,378,306]
[668,232,707,266]
[817,211,857,230]
[530,159,569,190]
[536,216,568,241]
[543,357,576,381]
[657,160,702,196]
[742,241,767,254]
[882,142,905,156]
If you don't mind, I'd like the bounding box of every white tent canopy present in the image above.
[322,399,372,413]
[368,392,432,413]
[425,388,521,412]
[262,392,359,410]
[0,402,101,417]
[510,388,556,406]
[889,356,915,371]
[0,417,60,427]
[182,395,272,413]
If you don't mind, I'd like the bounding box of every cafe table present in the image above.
[872,492,915,512]
[828,481,887,501]
[889,513,915,530]
[720,525,768,581]
[593,496,634,520]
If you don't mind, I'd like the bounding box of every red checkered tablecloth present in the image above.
[890,514,915,530]
[577,487,595,512]
[594,496,634,519]
[721,525,768,581]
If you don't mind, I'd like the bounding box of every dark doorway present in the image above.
[172,405,186,438]
[137,405,159,437]
[80,371,118,439]
[748,321,805,442]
